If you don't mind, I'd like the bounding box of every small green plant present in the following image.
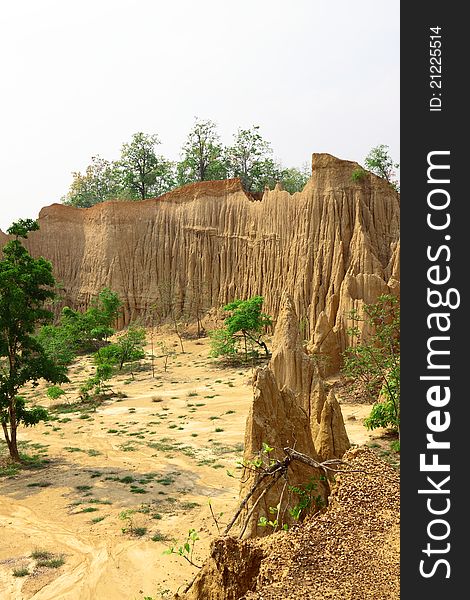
[0,461,21,477]
[163,528,201,568]
[130,486,147,494]
[351,167,366,182]
[37,555,65,568]
[91,515,107,523]
[288,477,325,520]
[181,501,200,510]
[118,475,134,484]
[257,506,288,530]
[119,509,136,534]
[13,567,29,577]
[151,532,169,542]
[46,385,66,401]
[87,449,102,457]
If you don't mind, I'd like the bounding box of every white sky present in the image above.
[0,0,399,231]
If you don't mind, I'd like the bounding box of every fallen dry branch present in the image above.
[283,447,367,474]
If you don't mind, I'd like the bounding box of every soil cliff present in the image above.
[0,154,399,370]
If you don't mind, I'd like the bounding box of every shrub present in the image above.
[343,294,400,434]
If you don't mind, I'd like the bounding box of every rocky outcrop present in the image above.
[237,293,350,538]
[268,292,350,462]
[175,537,264,600]
[178,448,400,600]
[0,154,400,370]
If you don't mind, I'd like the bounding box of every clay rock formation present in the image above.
[0,153,400,368]
[175,537,264,600]
[268,292,350,462]
[237,293,350,538]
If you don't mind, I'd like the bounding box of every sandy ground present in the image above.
[0,333,381,600]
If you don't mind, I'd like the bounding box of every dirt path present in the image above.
[0,334,378,599]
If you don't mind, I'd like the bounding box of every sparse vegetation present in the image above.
[364,144,399,191]
[37,555,65,568]
[343,294,400,436]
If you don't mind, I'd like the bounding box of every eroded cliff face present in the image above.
[1,153,400,368]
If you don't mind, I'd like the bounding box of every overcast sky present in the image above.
[0,0,399,231]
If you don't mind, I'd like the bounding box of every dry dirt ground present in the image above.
[0,332,392,600]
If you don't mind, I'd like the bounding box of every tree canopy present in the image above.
[210,296,272,362]
[342,294,400,436]
[62,156,121,207]
[37,287,122,361]
[61,123,310,206]
[177,118,227,185]
[364,144,400,191]
[119,132,176,200]
[225,126,282,192]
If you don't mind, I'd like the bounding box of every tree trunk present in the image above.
[259,340,269,356]
[2,420,20,462]
[151,331,155,378]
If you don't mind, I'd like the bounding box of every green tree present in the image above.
[177,118,227,185]
[62,155,121,208]
[35,324,76,367]
[60,287,122,352]
[0,220,68,461]
[210,296,272,362]
[119,132,175,200]
[98,325,146,371]
[342,294,400,436]
[225,126,282,192]
[364,144,400,191]
[279,163,310,193]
